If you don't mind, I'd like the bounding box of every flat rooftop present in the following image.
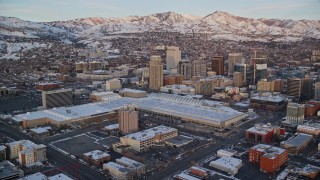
[298,123,320,131]
[104,124,119,130]
[250,144,286,159]
[282,133,313,147]
[123,125,177,142]
[164,136,193,146]
[18,172,46,180]
[120,88,147,93]
[83,150,110,160]
[176,172,201,180]
[30,127,49,134]
[13,93,246,127]
[246,125,274,135]
[116,157,145,169]
[251,95,286,103]
[210,156,242,171]
[103,162,130,174]
[0,161,20,180]
[48,173,73,180]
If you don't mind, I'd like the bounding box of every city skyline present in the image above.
[0,0,319,22]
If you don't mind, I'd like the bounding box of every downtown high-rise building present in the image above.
[211,56,224,75]
[192,59,207,77]
[118,107,138,134]
[287,78,313,101]
[166,46,181,70]
[286,103,305,124]
[177,60,192,80]
[149,56,163,90]
[228,53,242,76]
[314,82,320,100]
[233,72,243,87]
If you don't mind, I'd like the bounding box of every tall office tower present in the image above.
[211,56,224,75]
[301,78,313,100]
[192,59,207,77]
[118,107,138,134]
[255,64,268,83]
[286,103,305,124]
[287,78,313,101]
[314,82,320,100]
[42,88,73,109]
[233,72,243,87]
[228,53,242,75]
[177,60,192,80]
[149,56,163,90]
[311,50,320,62]
[234,63,247,84]
[166,46,181,70]
[272,79,283,92]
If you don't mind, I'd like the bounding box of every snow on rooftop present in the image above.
[297,123,320,131]
[210,156,242,171]
[0,145,6,151]
[48,173,73,180]
[83,150,110,160]
[116,157,145,169]
[18,172,47,180]
[105,124,119,130]
[13,93,246,126]
[176,172,201,180]
[30,127,49,134]
[251,95,285,103]
[251,144,286,158]
[103,162,130,173]
[120,88,146,93]
[246,125,274,135]
[124,125,177,142]
[282,133,313,147]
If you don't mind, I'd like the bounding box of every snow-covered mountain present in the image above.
[1,11,320,58]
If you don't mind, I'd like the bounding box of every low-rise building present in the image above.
[48,173,73,180]
[297,123,320,137]
[104,124,119,131]
[5,140,47,166]
[246,124,283,144]
[217,149,237,157]
[175,172,201,180]
[116,157,146,177]
[280,133,313,154]
[19,172,47,180]
[209,156,243,175]
[118,125,178,152]
[90,91,121,102]
[103,162,132,180]
[83,150,111,166]
[250,94,286,111]
[106,78,122,91]
[0,145,7,161]
[189,166,208,178]
[119,88,147,98]
[0,161,24,180]
[249,144,288,173]
[299,164,320,179]
[29,127,50,139]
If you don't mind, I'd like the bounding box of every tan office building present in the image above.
[212,56,224,75]
[119,108,139,134]
[149,56,163,90]
[228,53,242,75]
[233,72,243,87]
[192,59,207,77]
[166,46,181,70]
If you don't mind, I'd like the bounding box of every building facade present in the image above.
[149,56,164,90]
[249,144,288,173]
[106,79,122,91]
[177,60,192,80]
[192,59,207,77]
[286,103,305,124]
[228,53,242,75]
[118,108,139,134]
[42,88,73,109]
[233,72,243,87]
[166,46,181,70]
[211,56,224,75]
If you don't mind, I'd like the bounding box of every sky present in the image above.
[0,0,319,22]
